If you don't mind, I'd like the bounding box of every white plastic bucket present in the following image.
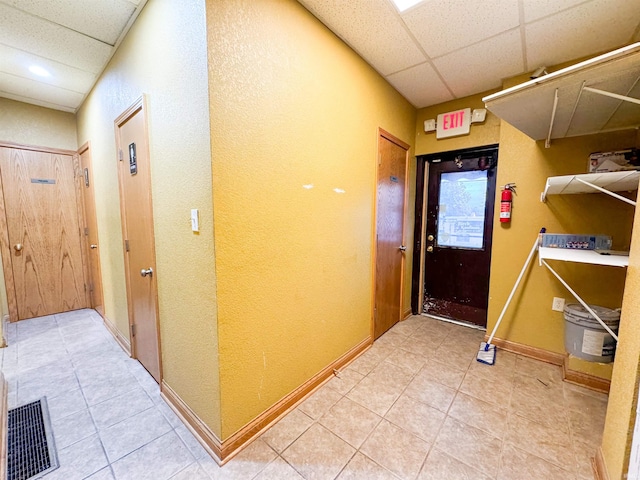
[563,303,619,363]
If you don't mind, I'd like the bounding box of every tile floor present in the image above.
[1,310,605,480]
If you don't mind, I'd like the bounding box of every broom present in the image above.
[477,228,545,365]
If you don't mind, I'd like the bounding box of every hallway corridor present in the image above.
[2,311,605,479]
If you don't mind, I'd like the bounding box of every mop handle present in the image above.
[486,229,544,346]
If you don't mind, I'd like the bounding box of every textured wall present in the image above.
[76,0,221,435]
[0,97,77,151]
[207,0,416,438]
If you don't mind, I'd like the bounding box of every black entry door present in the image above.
[422,146,498,327]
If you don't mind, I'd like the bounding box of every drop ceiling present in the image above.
[0,0,147,113]
[1,0,640,113]
[298,0,640,108]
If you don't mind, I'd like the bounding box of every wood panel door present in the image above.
[0,146,87,320]
[79,144,105,317]
[116,98,161,383]
[374,130,409,339]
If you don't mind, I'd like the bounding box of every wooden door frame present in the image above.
[78,141,105,317]
[114,95,163,379]
[371,128,411,339]
[410,144,499,315]
[0,142,84,322]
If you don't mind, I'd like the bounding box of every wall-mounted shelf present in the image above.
[539,246,629,267]
[483,42,640,148]
[540,170,639,205]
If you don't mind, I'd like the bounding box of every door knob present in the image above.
[140,268,153,277]
[398,245,407,251]
[427,246,434,252]
[14,243,22,252]
[427,234,434,241]
[90,244,98,249]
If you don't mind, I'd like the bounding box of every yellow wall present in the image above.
[206,0,416,438]
[76,0,221,435]
[0,97,77,151]
[415,82,635,382]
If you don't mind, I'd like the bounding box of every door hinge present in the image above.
[125,240,130,252]
[84,227,89,236]
[119,149,123,161]
[378,154,382,166]
[84,283,87,292]
[131,324,136,336]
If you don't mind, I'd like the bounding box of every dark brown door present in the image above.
[116,99,161,383]
[422,147,498,327]
[374,129,409,339]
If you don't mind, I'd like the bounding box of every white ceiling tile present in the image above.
[0,3,113,73]
[434,29,524,97]
[0,90,75,112]
[0,44,96,93]
[2,0,136,45]
[298,0,426,75]
[403,0,520,58]
[522,0,588,23]
[0,71,84,109]
[525,0,640,69]
[385,62,453,108]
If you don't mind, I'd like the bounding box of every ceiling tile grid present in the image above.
[386,62,454,107]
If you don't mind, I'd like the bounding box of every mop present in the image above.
[477,228,545,365]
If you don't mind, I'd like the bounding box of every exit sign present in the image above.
[436,108,471,139]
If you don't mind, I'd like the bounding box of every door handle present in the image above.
[398,245,407,251]
[427,234,434,242]
[13,243,22,253]
[90,244,98,249]
[427,246,434,253]
[140,268,153,277]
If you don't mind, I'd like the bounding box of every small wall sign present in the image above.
[129,142,137,175]
[436,108,471,139]
[31,178,56,184]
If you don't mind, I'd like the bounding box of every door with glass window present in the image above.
[423,147,498,327]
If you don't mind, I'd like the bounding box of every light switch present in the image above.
[191,209,199,232]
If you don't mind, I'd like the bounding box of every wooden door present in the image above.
[116,98,161,383]
[78,144,105,317]
[422,146,498,327]
[374,130,409,339]
[0,146,87,320]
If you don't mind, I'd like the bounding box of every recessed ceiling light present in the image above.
[28,65,51,77]
[391,0,424,12]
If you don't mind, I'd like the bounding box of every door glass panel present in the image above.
[436,170,488,249]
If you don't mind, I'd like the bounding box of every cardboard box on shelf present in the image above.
[588,148,640,173]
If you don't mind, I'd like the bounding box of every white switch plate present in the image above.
[191,209,199,232]
[552,297,565,312]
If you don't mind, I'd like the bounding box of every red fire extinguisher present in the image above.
[500,183,516,223]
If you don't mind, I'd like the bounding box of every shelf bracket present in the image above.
[545,89,559,149]
[541,259,619,341]
[574,177,637,206]
[583,86,640,106]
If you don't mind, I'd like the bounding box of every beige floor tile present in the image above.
[459,370,513,407]
[346,375,402,416]
[466,350,517,382]
[416,360,466,390]
[214,438,277,480]
[375,330,407,348]
[569,409,605,449]
[418,448,492,480]
[298,385,343,420]
[282,424,356,480]
[390,318,424,337]
[448,392,508,439]
[254,456,305,480]
[573,438,598,480]
[515,355,563,384]
[505,413,575,468]
[434,417,502,478]
[261,408,314,453]
[415,316,455,336]
[367,361,414,392]
[319,397,382,448]
[411,328,449,348]
[398,337,440,357]
[404,374,456,413]
[349,351,382,376]
[336,452,400,480]
[509,375,569,429]
[326,368,365,395]
[384,394,445,443]
[433,344,475,371]
[384,349,427,375]
[563,383,608,415]
[498,443,578,480]
[360,419,430,480]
